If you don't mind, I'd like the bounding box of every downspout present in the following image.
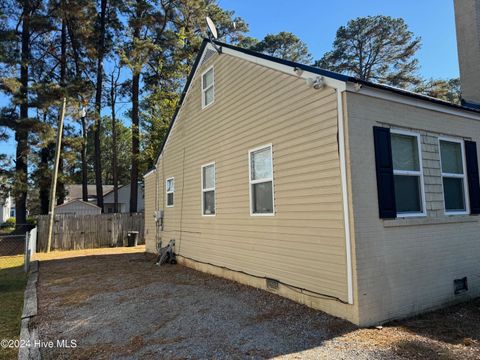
[336,89,354,305]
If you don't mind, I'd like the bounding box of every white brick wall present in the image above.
[346,92,480,326]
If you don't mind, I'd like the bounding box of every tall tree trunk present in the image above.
[130,71,139,213]
[94,0,107,212]
[57,13,67,205]
[66,16,89,202]
[110,73,119,213]
[15,0,30,228]
[129,2,140,214]
[81,114,88,202]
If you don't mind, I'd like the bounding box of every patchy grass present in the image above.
[32,245,145,262]
[0,255,27,360]
[0,227,14,235]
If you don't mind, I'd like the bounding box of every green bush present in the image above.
[27,216,36,226]
[2,218,16,228]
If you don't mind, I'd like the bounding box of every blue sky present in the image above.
[1,0,460,157]
[219,0,459,79]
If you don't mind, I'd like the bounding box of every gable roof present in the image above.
[55,199,101,209]
[65,184,114,201]
[149,38,480,173]
[103,182,143,199]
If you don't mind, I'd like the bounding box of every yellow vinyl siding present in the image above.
[150,53,349,302]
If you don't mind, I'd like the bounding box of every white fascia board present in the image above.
[347,83,480,122]
[220,45,346,91]
[144,168,157,178]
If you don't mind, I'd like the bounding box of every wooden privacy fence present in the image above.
[37,213,144,252]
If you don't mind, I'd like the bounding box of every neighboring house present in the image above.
[54,199,101,216]
[103,183,145,213]
[144,1,480,326]
[64,184,114,204]
[0,193,15,222]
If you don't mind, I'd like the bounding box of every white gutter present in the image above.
[336,89,354,305]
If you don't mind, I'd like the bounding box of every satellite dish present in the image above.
[206,16,218,39]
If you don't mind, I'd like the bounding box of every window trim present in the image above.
[201,162,216,217]
[391,129,427,218]
[201,66,214,109]
[438,136,470,215]
[248,144,275,217]
[165,177,175,208]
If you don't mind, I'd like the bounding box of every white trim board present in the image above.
[336,90,354,305]
[390,129,427,218]
[438,136,470,215]
[347,85,480,122]
[248,144,276,217]
[144,168,156,178]
[201,162,216,217]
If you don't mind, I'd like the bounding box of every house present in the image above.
[54,199,101,216]
[0,193,15,222]
[143,0,480,326]
[64,184,114,204]
[103,183,145,213]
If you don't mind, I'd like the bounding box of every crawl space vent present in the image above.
[454,277,468,295]
[266,278,279,290]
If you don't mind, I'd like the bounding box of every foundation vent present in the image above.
[266,278,279,290]
[454,277,468,295]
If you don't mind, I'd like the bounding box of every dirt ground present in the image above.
[34,248,480,359]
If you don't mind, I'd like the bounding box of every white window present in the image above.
[201,163,215,216]
[249,144,274,216]
[391,130,426,217]
[166,177,174,207]
[201,66,214,108]
[439,138,469,214]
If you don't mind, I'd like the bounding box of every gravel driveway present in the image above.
[35,249,480,359]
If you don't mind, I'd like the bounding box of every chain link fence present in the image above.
[0,228,36,272]
[0,234,25,271]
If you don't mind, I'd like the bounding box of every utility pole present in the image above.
[46,98,67,253]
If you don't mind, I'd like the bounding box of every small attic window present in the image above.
[202,66,214,109]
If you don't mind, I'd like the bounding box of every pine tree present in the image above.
[251,32,312,63]
[316,15,422,88]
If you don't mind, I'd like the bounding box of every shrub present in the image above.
[2,217,16,228]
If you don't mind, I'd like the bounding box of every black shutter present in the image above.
[465,140,480,214]
[373,126,396,219]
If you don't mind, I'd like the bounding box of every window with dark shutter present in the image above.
[373,126,397,219]
[439,139,468,214]
[465,140,480,214]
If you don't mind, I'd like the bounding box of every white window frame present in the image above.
[165,177,174,208]
[438,137,470,215]
[201,162,216,217]
[201,66,214,109]
[248,144,275,216]
[391,129,427,218]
